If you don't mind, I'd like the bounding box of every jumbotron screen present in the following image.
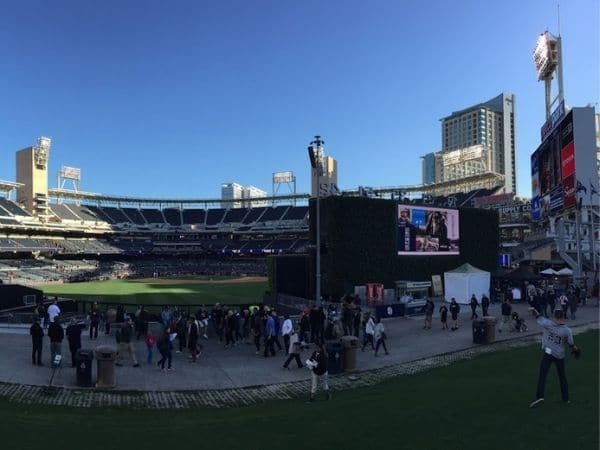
[397,205,460,255]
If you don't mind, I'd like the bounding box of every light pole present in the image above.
[308,135,324,304]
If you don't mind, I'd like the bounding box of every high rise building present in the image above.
[422,93,517,194]
[221,182,267,208]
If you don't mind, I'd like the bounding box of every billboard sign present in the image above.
[397,205,460,255]
[272,171,294,184]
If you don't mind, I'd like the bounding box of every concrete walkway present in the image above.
[0,302,597,408]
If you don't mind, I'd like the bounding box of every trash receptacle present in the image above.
[75,349,94,387]
[483,316,497,344]
[472,319,485,344]
[95,345,117,388]
[341,335,359,372]
[325,341,344,375]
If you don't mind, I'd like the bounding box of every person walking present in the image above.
[423,298,434,329]
[469,294,479,319]
[307,342,330,402]
[48,317,64,365]
[263,311,276,357]
[156,328,173,371]
[450,298,460,331]
[481,294,490,316]
[361,314,375,351]
[272,311,283,352]
[498,298,512,333]
[352,304,362,338]
[559,293,569,318]
[251,310,262,354]
[568,293,578,320]
[282,325,304,369]
[439,303,449,330]
[528,307,579,408]
[373,317,389,356]
[281,314,293,355]
[299,309,311,344]
[89,302,100,340]
[30,318,44,366]
[188,315,200,363]
[224,310,236,348]
[116,317,140,367]
[144,330,156,365]
[65,318,82,367]
[175,315,187,353]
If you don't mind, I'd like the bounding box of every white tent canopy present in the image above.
[443,263,491,305]
[556,267,573,276]
[540,268,558,275]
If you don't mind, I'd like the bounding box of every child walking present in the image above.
[144,330,156,364]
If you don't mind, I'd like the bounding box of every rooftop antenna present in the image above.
[557,2,561,36]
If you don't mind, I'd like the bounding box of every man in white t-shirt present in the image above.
[281,315,293,355]
[47,301,61,324]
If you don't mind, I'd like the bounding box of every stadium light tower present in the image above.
[308,135,324,304]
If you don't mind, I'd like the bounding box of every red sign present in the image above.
[367,283,384,305]
[561,141,575,179]
[563,174,576,208]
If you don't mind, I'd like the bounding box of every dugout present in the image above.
[0,284,43,311]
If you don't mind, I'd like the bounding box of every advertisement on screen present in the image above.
[397,205,460,255]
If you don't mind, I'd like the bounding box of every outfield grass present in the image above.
[2,330,597,450]
[39,277,268,306]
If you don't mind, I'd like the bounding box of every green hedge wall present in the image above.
[309,197,499,299]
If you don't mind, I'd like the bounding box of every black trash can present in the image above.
[325,341,344,375]
[472,320,486,344]
[76,349,94,387]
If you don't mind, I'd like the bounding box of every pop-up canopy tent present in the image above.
[443,263,491,304]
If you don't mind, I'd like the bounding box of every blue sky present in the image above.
[0,0,598,199]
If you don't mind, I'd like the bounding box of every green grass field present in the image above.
[39,277,268,306]
[2,330,597,450]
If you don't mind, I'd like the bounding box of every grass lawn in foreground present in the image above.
[39,277,268,306]
[2,330,597,450]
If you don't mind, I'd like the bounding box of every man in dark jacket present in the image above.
[66,318,82,367]
[30,318,44,366]
[469,294,479,319]
[116,317,139,367]
[308,342,330,402]
[481,294,490,316]
[89,302,100,340]
[48,317,64,365]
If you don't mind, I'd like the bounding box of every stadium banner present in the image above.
[562,174,576,208]
[531,195,541,221]
[397,205,460,255]
[560,141,575,180]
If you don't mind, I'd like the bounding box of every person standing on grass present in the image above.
[373,317,389,357]
[156,327,173,371]
[423,298,434,329]
[144,330,156,364]
[281,314,293,356]
[282,325,303,369]
[469,294,479,319]
[450,298,460,331]
[439,302,448,330]
[30,318,44,366]
[48,316,64,365]
[361,313,375,351]
[188,315,200,362]
[528,307,579,408]
[66,318,82,368]
[307,342,330,402]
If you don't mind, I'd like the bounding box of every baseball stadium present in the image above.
[1,4,599,447]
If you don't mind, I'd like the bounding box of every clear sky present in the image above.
[0,0,598,199]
